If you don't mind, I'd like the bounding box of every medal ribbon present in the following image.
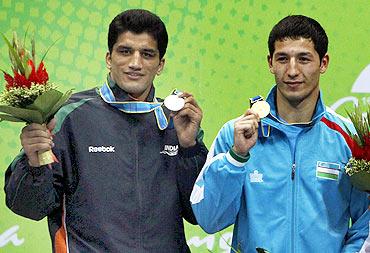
[99,81,168,130]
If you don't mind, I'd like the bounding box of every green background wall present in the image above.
[1,0,369,252]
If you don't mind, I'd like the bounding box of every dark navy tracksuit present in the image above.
[5,82,207,252]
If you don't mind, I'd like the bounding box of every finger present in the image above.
[22,123,47,133]
[236,116,259,129]
[235,123,257,136]
[243,109,260,121]
[174,104,202,121]
[177,92,200,108]
[184,95,201,109]
[179,102,201,115]
[178,92,192,99]
[24,143,53,154]
[21,128,52,140]
[236,119,259,130]
[235,121,258,137]
[21,136,54,146]
[47,117,57,132]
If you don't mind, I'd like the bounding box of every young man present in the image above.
[5,9,207,252]
[191,15,369,252]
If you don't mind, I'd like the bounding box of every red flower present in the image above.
[36,61,49,84]
[363,135,370,160]
[13,69,31,88]
[349,139,364,160]
[3,72,14,90]
[350,133,370,160]
[27,60,49,85]
[3,60,49,91]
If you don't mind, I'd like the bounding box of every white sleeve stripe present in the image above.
[226,151,247,167]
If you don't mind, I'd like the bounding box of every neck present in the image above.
[128,91,150,101]
[276,91,319,124]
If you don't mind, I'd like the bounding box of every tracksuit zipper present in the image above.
[290,129,305,253]
[135,134,142,250]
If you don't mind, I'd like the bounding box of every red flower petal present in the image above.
[36,61,49,84]
[13,69,31,88]
[27,60,37,84]
[3,72,14,90]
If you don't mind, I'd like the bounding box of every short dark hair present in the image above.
[108,9,168,59]
[268,15,328,61]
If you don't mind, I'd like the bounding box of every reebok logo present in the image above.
[160,145,178,156]
[88,146,115,153]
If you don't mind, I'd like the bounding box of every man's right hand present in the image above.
[233,109,260,156]
[20,118,56,167]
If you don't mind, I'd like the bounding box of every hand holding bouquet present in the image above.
[344,103,370,192]
[0,31,72,165]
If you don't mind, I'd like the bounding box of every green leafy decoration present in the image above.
[1,32,25,74]
[0,113,24,122]
[0,104,43,123]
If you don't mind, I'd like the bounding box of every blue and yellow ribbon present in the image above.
[99,82,169,130]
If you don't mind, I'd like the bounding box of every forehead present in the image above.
[114,31,158,50]
[273,38,317,56]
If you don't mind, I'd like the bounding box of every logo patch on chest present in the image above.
[160,144,178,156]
[249,170,264,183]
[88,146,115,153]
[316,161,340,180]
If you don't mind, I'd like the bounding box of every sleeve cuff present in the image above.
[179,140,203,158]
[226,148,250,167]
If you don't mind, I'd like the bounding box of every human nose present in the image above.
[128,51,142,70]
[287,58,299,78]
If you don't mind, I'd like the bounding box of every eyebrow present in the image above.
[116,45,157,53]
[274,51,313,57]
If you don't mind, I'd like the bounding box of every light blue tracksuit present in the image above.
[191,86,370,253]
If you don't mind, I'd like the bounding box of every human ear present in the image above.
[319,54,329,74]
[267,55,274,74]
[105,52,112,70]
[156,58,165,76]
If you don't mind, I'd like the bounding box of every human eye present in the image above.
[299,56,311,63]
[276,56,288,63]
[141,50,156,59]
[118,47,132,55]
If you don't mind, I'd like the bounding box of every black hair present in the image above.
[268,15,328,61]
[108,9,168,59]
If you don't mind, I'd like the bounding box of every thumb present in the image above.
[47,117,57,132]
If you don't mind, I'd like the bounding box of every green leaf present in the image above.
[23,26,30,49]
[0,113,25,122]
[26,89,63,120]
[23,55,31,78]
[1,32,25,74]
[0,105,43,123]
[40,37,61,63]
[45,89,73,120]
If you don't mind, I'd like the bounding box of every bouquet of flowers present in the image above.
[0,31,72,165]
[344,103,370,192]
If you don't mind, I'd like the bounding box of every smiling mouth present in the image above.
[125,72,144,79]
[285,81,303,86]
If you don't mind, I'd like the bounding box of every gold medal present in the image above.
[251,100,270,118]
[164,94,185,111]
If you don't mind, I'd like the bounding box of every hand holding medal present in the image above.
[232,96,270,157]
[164,89,203,148]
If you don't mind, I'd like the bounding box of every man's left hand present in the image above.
[171,92,203,148]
